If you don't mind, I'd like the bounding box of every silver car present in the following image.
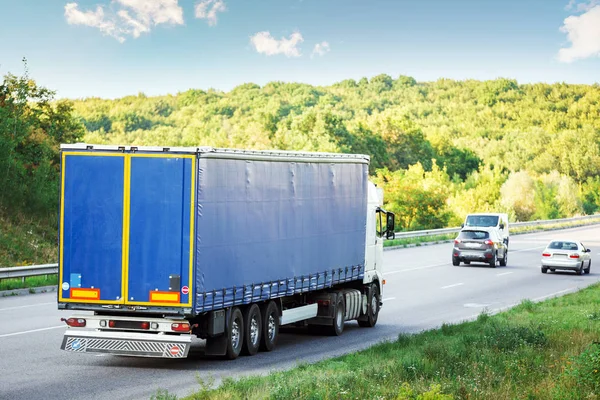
[452,228,508,267]
[541,240,592,275]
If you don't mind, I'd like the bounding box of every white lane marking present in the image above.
[386,263,447,275]
[511,246,547,253]
[383,297,396,302]
[496,272,514,277]
[533,288,574,302]
[441,283,464,290]
[0,325,64,338]
[0,302,54,312]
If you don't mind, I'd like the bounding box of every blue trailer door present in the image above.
[59,153,126,304]
[125,154,195,307]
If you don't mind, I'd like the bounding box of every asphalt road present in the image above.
[1,224,599,400]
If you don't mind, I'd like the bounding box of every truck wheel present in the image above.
[259,301,279,352]
[327,294,345,336]
[242,304,262,356]
[225,307,244,360]
[358,284,380,328]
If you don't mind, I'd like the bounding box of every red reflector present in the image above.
[171,323,190,332]
[109,320,116,328]
[64,318,86,327]
[542,253,551,257]
[140,322,150,330]
[569,254,580,259]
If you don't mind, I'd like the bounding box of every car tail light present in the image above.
[454,239,461,244]
[171,323,191,332]
[570,254,580,259]
[542,253,551,257]
[62,317,86,327]
[484,239,493,246]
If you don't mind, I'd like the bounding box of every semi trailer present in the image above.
[58,144,395,359]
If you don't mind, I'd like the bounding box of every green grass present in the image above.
[384,233,456,248]
[0,275,58,292]
[150,283,600,400]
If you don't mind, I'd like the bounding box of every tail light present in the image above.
[62,317,86,327]
[542,253,551,257]
[569,254,580,259]
[454,239,461,244]
[484,239,493,246]
[171,323,191,332]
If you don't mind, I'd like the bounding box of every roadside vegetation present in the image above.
[2,60,600,266]
[148,283,600,400]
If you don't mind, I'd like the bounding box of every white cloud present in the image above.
[64,0,183,43]
[250,31,304,57]
[195,0,226,26]
[558,5,600,62]
[311,41,330,58]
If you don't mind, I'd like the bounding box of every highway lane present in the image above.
[1,224,599,400]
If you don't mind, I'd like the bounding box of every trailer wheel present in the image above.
[225,307,244,360]
[259,301,279,352]
[242,304,262,356]
[358,284,380,328]
[327,294,345,336]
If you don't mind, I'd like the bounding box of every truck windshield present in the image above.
[465,215,499,227]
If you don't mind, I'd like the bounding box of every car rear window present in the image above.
[548,241,578,250]
[459,230,489,240]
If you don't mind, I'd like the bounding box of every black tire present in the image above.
[241,304,262,356]
[358,284,380,328]
[489,253,497,268]
[541,266,548,274]
[259,301,279,352]
[585,260,591,274]
[225,307,244,360]
[499,251,507,267]
[577,262,584,276]
[327,293,345,336]
[452,257,460,266]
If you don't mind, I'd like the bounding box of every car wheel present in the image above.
[577,262,584,276]
[489,253,496,268]
[452,257,460,266]
[585,260,591,274]
[541,267,548,274]
[499,251,507,267]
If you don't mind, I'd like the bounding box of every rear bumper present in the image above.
[454,248,494,262]
[541,259,580,269]
[61,329,192,358]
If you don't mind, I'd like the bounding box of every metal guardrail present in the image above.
[2,215,599,281]
[391,214,600,239]
[0,264,58,281]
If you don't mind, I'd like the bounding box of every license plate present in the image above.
[465,243,480,248]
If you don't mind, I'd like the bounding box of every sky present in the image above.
[0,0,599,99]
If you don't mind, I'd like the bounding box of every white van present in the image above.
[462,213,510,247]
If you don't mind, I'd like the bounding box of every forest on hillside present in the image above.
[73,74,600,229]
[1,65,600,264]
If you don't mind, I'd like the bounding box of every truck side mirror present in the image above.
[386,212,395,239]
[460,223,464,228]
[499,223,504,229]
